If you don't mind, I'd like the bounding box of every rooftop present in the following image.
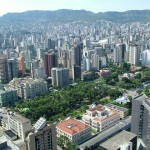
[100,130,137,150]
[8,113,31,123]
[56,119,90,135]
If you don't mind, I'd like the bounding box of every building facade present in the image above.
[9,78,48,99]
[51,67,69,88]
[131,94,150,150]
[82,104,120,132]
[56,119,91,144]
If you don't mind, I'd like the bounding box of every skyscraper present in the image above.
[51,67,69,88]
[131,94,150,149]
[114,44,126,64]
[129,44,140,65]
[18,56,25,76]
[7,58,18,81]
[0,55,8,83]
[44,52,57,77]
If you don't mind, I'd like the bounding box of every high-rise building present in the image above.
[142,49,150,66]
[7,58,18,81]
[44,52,57,77]
[18,56,25,76]
[27,117,57,150]
[91,53,101,70]
[129,44,140,65]
[71,45,82,67]
[52,67,69,88]
[72,64,81,81]
[114,44,126,64]
[131,94,150,149]
[0,55,8,83]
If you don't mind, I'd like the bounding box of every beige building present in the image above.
[6,112,32,141]
[9,77,48,99]
[1,114,57,150]
[82,104,120,132]
[56,119,91,144]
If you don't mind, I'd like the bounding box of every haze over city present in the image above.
[0,0,150,16]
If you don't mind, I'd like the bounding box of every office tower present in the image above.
[7,58,18,81]
[100,130,137,150]
[71,45,82,67]
[0,86,18,107]
[131,94,150,149]
[6,112,32,141]
[91,53,101,70]
[18,56,25,76]
[83,57,91,71]
[129,44,140,65]
[27,117,57,150]
[47,38,55,50]
[36,48,43,60]
[0,55,8,83]
[142,49,150,66]
[52,67,69,88]
[72,64,81,81]
[114,44,126,64]
[58,50,68,68]
[25,50,33,69]
[95,47,103,57]
[30,59,40,79]
[44,52,57,77]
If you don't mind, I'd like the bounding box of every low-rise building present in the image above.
[100,130,137,150]
[9,77,48,99]
[82,104,120,132]
[0,86,18,107]
[99,69,111,77]
[105,104,129,119]
[56,119,91,144]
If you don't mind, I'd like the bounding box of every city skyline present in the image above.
[0,0,150,16]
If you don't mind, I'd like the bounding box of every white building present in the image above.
[129,44,140,65]
[82,104,120,132]
[142,49,150,66]
[52,67,69,88]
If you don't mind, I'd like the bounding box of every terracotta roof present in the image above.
[56,119,90,135]
[89,105,105,112]
[93,110,118,123]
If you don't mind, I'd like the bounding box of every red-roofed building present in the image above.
[56,119,91,144]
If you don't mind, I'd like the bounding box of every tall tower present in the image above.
[7,58,18,81]
[114,44,126,64]
[131,94,150,149]
[0,55,8,83]
[51,67,69,88]
[129,44,140,65]
[44,52,57,77]
[18,56,25,76]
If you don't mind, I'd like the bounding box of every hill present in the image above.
[1,9,150,23]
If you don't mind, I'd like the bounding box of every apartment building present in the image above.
[82,104,120,132]
[56,119,91,144]
[0,86,18,107]
[9,77,48,99]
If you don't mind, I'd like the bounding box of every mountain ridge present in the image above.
[1,9,150,23]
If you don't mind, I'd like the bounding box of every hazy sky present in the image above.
[0,0,150,16]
